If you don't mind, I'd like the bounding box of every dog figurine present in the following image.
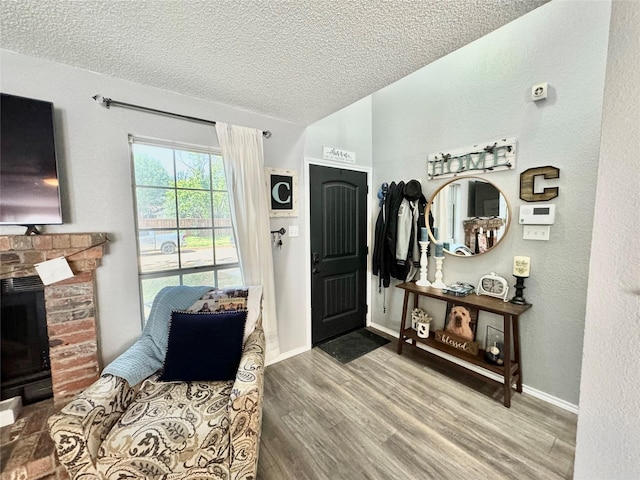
[445,306,474,341]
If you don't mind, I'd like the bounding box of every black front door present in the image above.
[310,165,367,345]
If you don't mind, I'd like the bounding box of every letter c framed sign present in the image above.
[265,167,298,217]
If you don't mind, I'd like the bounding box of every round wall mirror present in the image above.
[426,176,511,257]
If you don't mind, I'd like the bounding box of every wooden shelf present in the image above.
[400,328,519,377]
[396,282,531,316]
[395,281,531,407]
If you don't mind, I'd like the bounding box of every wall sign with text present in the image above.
[428,137,516,180]
[322,146,356,163]
[265,167,298,217]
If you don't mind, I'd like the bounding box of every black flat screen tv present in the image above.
[1,93,63,226]
[468,180,500,217]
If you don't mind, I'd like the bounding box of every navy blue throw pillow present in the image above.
[159,310,247,382]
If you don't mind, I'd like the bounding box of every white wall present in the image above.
[574,1,640,477]
[301,96,374,350]
[304,96,373,167]
[369,0,611,406]
[0,50,308,364]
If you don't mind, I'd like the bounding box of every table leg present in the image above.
[397,290,411,354]
[503,314,512,408]
[512,315,522,393]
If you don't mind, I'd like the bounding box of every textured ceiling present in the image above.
[1,0,548,125]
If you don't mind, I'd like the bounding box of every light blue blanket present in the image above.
[103,285,211,386]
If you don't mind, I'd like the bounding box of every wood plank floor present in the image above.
[257,332,576,480]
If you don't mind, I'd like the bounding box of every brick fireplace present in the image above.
[0,233,108,404]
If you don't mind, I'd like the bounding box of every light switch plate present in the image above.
[523,225,550,240]
[288,225,299,237]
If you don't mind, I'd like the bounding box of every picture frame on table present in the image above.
[434,303,480,355]
[264,167,298,217]
[443,303,479,341]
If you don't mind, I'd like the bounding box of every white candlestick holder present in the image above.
[415,241,431,287]
[432,256,447,289]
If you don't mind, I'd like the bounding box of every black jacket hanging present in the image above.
[385,181,405,281]
[372,183,388,290]
[372,181,404,288]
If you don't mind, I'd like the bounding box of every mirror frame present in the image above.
[426,176,512,257]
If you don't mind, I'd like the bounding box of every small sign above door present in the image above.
[323,146,356,163]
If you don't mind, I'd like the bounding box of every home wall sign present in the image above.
[265,167,298,217]
[520,166,560,202]
[427,137,516,180]
[322,146,356,163]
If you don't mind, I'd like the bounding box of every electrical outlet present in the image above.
[523,225,550,240]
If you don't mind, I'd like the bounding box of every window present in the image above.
[130,136,241,321]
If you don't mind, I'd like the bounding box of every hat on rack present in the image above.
[404,179,422,201]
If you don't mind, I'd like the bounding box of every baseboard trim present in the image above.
[369,321,578,414]
[266,345,310,367]
[369,323,399,339]
[522,385,579,414]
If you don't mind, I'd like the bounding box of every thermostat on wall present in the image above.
[519,204,556,224]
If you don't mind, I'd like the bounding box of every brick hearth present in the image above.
[0,399,69,480]
[0,233,108,404]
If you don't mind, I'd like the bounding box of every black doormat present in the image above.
[316,328,391,364]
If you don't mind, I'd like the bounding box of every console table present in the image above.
[396,282,532,407]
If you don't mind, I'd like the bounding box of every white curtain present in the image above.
[434,186,450,242]
[215,122,280,362]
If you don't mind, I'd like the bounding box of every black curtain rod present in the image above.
[91,94,272,138]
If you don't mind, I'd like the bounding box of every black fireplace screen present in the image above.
[1,277,52,403]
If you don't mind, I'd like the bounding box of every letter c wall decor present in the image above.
[520,166,560,202]
[265,167,299,217]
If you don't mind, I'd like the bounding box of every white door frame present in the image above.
[304,157,373,349]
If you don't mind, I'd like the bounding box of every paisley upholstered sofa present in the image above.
[48,286,265,480]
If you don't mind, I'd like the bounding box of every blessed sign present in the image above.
[435,330,480,356]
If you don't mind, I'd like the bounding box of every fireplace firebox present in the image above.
[1,233,107,403]
[1,276,53,404]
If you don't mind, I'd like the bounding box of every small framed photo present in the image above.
[484,325,505,365]
[264,167,298,217]
[443,303,479,342]
[434,302,481,355]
